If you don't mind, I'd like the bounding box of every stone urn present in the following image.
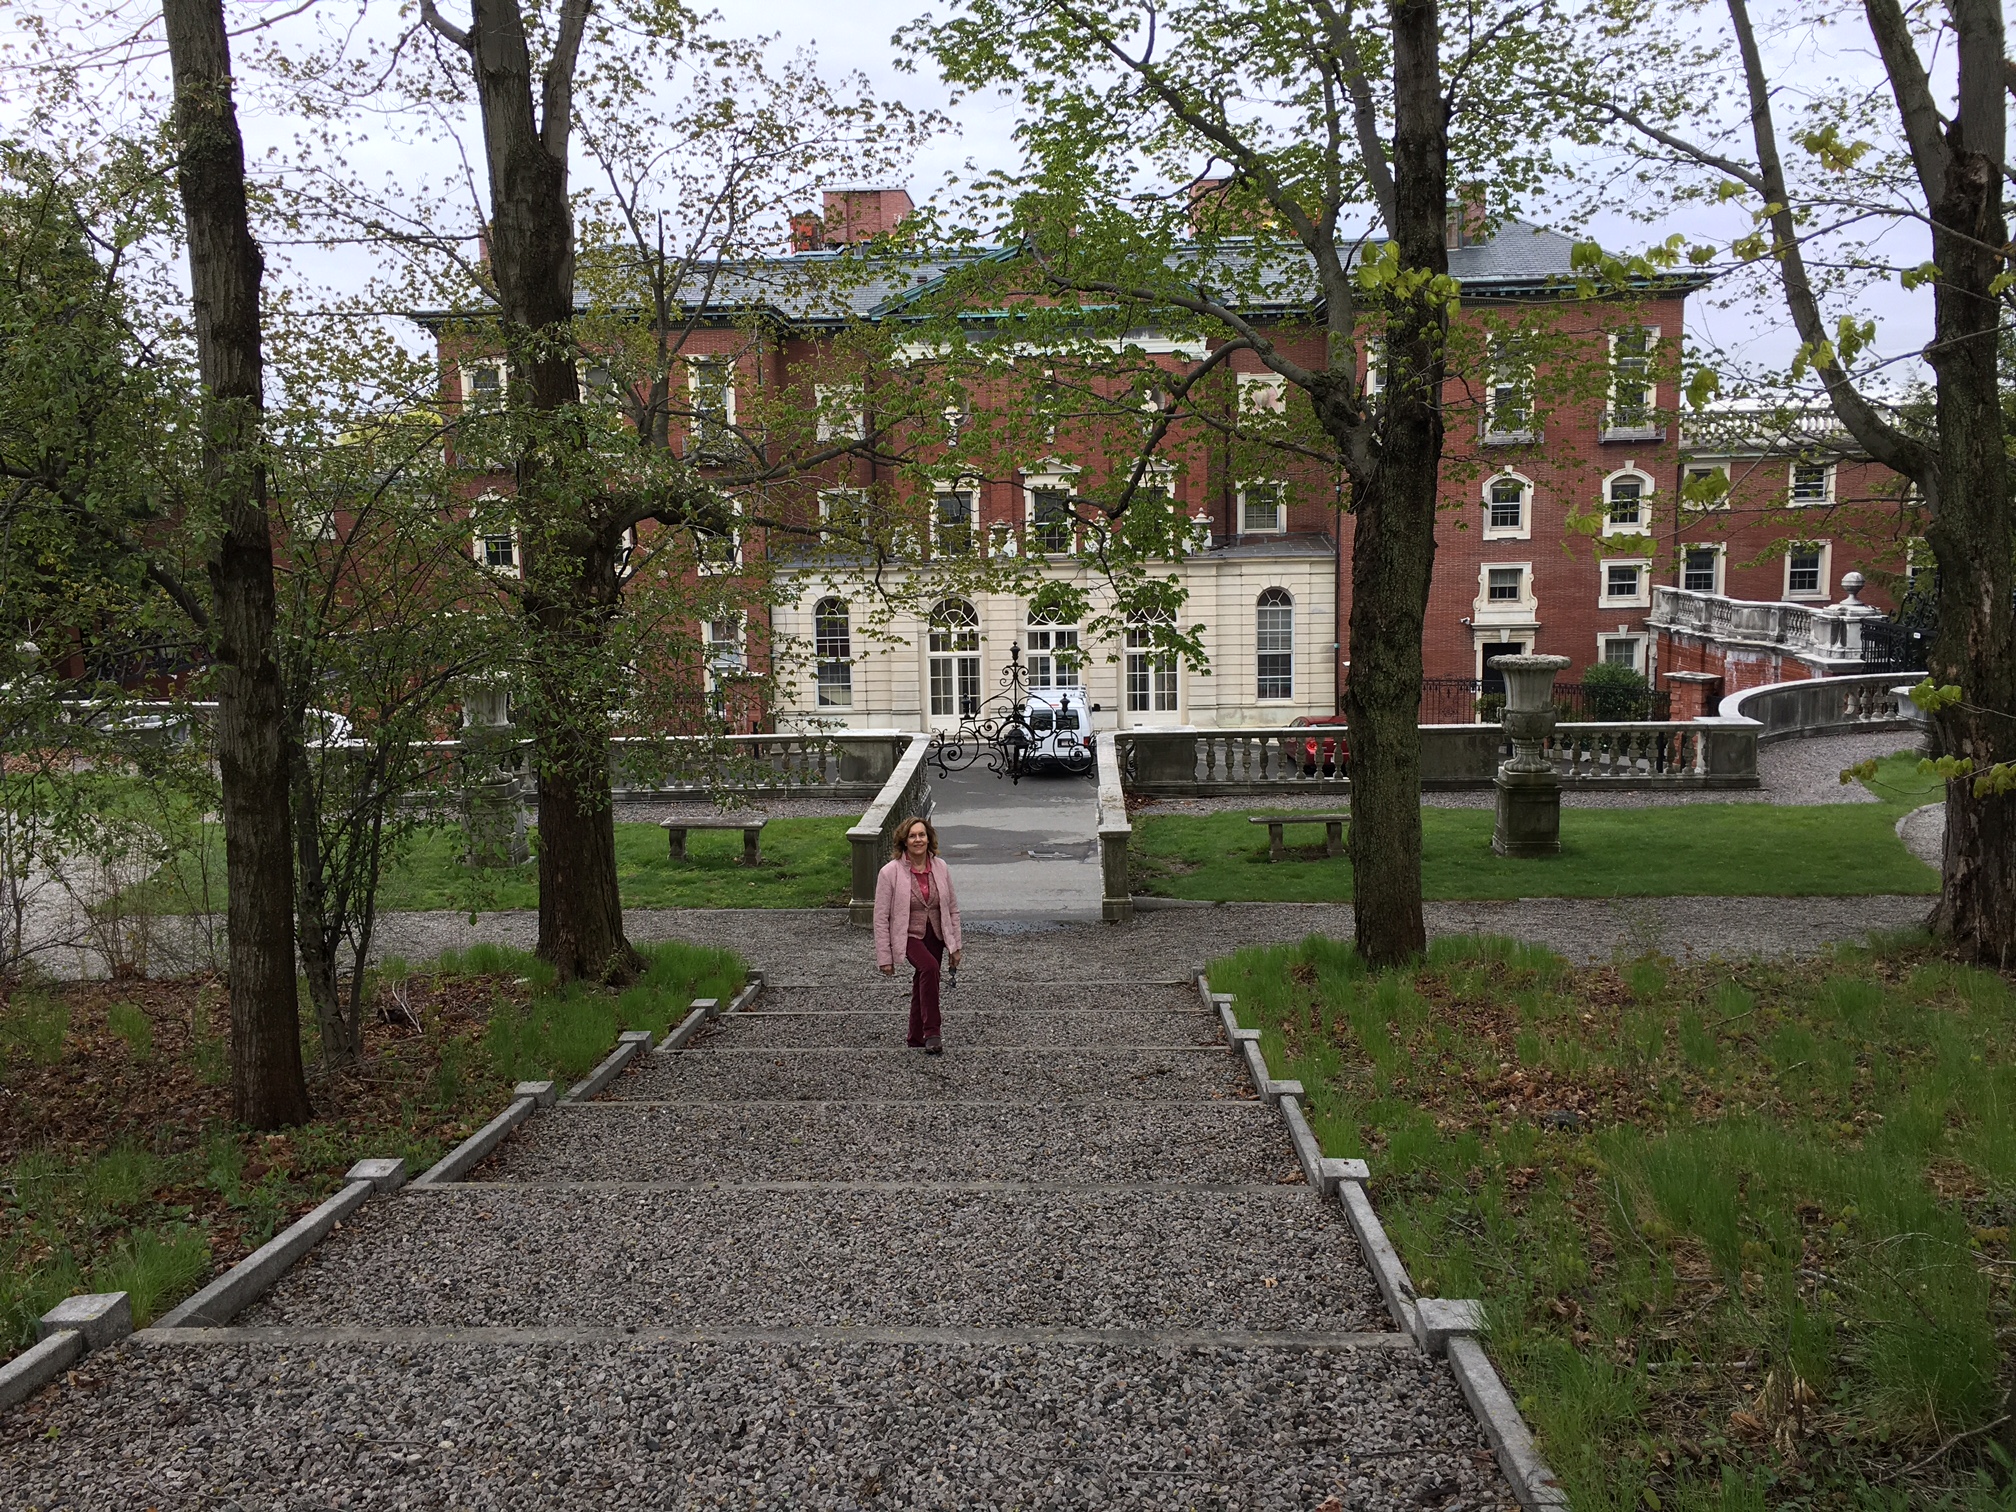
[1489,653,1571,857]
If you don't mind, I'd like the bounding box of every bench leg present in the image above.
[667,829,687,862]
[1268,824,1285,864]
[1326,820,1344,858]
[743,830,761,867]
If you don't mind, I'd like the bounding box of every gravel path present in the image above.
[6,1336,1505,1511]
[482,1100,1297,1184]
[244,1185,1391,1332]
[2,916,1524,1507]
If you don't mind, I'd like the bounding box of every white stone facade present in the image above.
[772,542,1337,732]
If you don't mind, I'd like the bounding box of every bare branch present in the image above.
[1862,0,1952,197]
[1311,0,1398,227]
[418,0,471,52]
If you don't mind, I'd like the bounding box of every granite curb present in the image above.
[413,1086,553,1185]
[155,1159,409,1328]
[1205,970,1568,1511]
[564,1031,654,1102]
[0,1293,134,1412]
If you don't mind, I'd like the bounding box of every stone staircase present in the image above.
[4,955,1517,1509]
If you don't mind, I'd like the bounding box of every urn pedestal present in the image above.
[1489,654,1572,858]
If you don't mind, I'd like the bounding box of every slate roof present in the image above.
[417,220,1699,332]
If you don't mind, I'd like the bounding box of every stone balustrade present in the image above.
[609,731,916,799]
[1116,718,1761,796]
[1717,673,1927,746]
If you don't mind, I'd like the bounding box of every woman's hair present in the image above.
[892,815,940,859]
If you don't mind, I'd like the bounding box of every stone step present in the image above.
[701,1008,1220,1050]
[747,979,1201,1017]
[478,1100,1293,1184]
[241,1185,1388,1335]
[23,1335,1510,1510]
[608,1046,1243,1102]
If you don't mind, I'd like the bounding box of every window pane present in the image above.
[1606,564,1639,597]
[1791,463,1828,501]
[1031,489,1073,552]
[1257,598,1293,699]
[1488,480,1524,529]
[481,533,515,569]
[1683,550,1718,592]
[1608,480,1643,524]
[936,491,973,555]
[1788,549,1821,593]
[816,661,852,706]
[1603,637,1638,666]
[1487,568,1521,601]
[1242,484,1282,533]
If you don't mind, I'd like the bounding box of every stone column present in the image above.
[459,695,529,868]
[1490,654,1571,858]
[1664,670,1723,722]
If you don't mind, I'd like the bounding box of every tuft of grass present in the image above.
[479,940,743,1086]
[106,1000,153,1063]
[0,992,69,1071]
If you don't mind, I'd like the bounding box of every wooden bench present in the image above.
[1248,812,1349,863]
[660,816,767,865]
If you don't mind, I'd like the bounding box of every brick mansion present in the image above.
[434,187,1919,734]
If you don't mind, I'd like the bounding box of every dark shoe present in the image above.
[924,1035,942,1056]
[907,1040,926,1050]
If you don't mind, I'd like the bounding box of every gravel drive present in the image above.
[481,1100,1297,1184]
[242,1185,1389,1333]
[3,1336,1512,1511]
[614,1045,1246,1102]
[704,1008,1223,1049]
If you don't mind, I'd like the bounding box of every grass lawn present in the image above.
[1131,753,1942,901]
[136,816,857,914]
[0,940,740,1359]
[1208,931,2016,1510]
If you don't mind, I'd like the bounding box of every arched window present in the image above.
[813,597,852,708]
[1604,467,1653,535]
[1256,588,1294,700]
[927,599,981,718]
[1484,471,1531,538]
[1125,609,1178,712]
[1026,604,1080,689]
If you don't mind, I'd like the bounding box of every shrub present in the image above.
[1580,661,1654,720]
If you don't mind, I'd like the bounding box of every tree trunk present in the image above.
[1340,0,1447,970]
[453,0,637,983]
[1923,113,2016,963]
[290,766,361,1069]
[164,0,312,1127]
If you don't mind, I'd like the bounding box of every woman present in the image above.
[873,815,963,1054]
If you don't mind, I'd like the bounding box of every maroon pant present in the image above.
[906,925,945,1045]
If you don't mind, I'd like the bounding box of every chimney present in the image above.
[821,187,913,247]
[1446,186,1487,249]
[788,211,825,254]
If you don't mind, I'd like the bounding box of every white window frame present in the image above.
[1597,633,1648,673]
[1601,463,1654,539]
[703,615,746,691]
[1023,470,1081,556]
[926,599,983,721]
[1237,480,1288,535]
[1788,459,1834,507]
[1783,539,1831,601]
[1602,325,1661,440]
[814,382,866,442]
[1599,557,1652,609]
[813,596,853,708]
[1236,372,1288,420]
[1483,339,1535,444]
[1255,588,1295,701]
[693,512,741,574]
[931,484,979,558]
[1362,336,1386,397]
[1483,470,1532,541]
[1681,543,1726,595]
[1473,561,1536,623]
[817,487,867,543]
[457,360,507,407]
[1025,607,1082,691]
[1681,461,1732,512]
[1124,612,1179,713]
[686,359,737,462]
[470,493,520,579]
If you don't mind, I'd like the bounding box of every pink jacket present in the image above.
[873,855,962,970]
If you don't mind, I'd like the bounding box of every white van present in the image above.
[1021,686,1095,774]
